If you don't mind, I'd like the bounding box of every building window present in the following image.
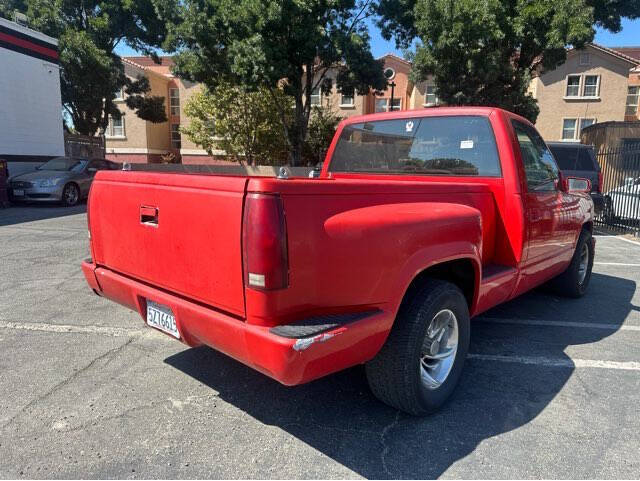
[375,97,401,112]
[579,53,591,66]
[106,115,125,138]
[310,87,321,106]
[626,86,639,116]
[566,75,581,97]
[171,123,181,149]
[340,92,354,107]
[114,87,125,101]
[582,75,600,97]
[170,88,180,116]
[562,119,578,140]
[562,118,596,141]
[424,85,439,106]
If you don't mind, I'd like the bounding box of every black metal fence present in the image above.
[595,141,640,236]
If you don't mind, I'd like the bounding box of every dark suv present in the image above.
[547,142,603,215]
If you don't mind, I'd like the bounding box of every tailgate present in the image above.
[89,171,248,317]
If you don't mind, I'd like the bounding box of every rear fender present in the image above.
[324,201,483,320]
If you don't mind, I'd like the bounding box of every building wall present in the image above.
[105,63,171,163]
[533,46,634,141]
[373,55,413,112]
[0,18,64,163]
[410,76,439,109]
[625,69,640,121]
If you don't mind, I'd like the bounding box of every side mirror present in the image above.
[563,176,591,193]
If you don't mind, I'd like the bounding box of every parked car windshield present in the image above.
[329,115,501,176]
[38,157,87,172]
[549,146,596,171]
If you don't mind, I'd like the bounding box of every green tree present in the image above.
[304,106,341,166]
[376,0,640,121]
[21,0,177,135]
[167,0,387,165]
[182,84,292,166]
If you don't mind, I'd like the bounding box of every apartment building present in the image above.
[530,44,638,141]
[106,46,638,163]
[609,47,640,121]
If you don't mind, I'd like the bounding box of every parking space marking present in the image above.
[594,235,640,247]
[594,262,640,266]
[478,317,640,332]
[0,320,142,337]
[469,354,640,371]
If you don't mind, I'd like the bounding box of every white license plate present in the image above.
[13,189,24,196]
[146,300,180,338]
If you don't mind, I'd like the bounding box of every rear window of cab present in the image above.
[329,115,502,177]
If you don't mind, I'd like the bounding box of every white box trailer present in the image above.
[0,17,64,177]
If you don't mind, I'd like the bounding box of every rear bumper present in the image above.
[81,260,391,385]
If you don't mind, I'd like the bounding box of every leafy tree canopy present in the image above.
[376,0,640,121]
[167,0,388,165]
[182,84,292,166]
[18,0,178,135]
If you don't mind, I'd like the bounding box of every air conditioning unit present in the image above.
[13,11,28,27]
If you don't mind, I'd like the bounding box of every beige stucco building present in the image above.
[530,44,637,141]
[105,46,638,163]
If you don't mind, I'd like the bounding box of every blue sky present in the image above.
[115,18,640,59]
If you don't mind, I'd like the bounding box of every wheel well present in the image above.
[401,258,476,309]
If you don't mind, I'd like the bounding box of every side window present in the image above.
[512,120,559,192]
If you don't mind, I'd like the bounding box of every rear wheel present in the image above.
[548,230,594,298]
[365,279,470,415]
[62,183,80,207]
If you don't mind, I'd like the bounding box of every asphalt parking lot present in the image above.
[1,204,639,479]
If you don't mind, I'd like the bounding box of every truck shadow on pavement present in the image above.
[165,272,635,479]
[0,204,86,227]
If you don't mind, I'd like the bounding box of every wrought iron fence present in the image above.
[595,141,640,236]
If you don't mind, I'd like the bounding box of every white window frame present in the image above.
[582,75,600,97]
[579,53,591,66]
[564,74,601,99]
[106,115,125,138]
[565,75,582,97]
[626,86,639,116]
[170,88,180,116]
[113,87,125,101]
[310,87,321,106]
[339,92,354,107]
[423,85,439,107]
[561,118,596,141]
[376,97,401,112]
[171,123,181,149]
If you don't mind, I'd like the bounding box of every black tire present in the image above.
[61,183,80,207]
[365,279,470,416]
[548,229,594,298]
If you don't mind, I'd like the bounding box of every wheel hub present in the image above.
[420,309,459,390]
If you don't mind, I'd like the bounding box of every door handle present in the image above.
[140,206,159,226]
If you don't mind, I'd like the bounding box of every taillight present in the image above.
[597,171,603,193]
[242,193,289,290]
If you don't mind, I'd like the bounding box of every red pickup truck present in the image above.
[82,107,595,415]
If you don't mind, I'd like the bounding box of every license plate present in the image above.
[13,189,24,196]
[146,300,180,338]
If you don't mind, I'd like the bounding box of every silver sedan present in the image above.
[8,157,120,206]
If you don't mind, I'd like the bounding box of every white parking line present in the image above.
[594,262,640,266]
[594,235,640,247]
[0,320,142,337]
[478,317,640,332]
[469,354,640,371]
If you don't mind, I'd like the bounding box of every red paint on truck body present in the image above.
[82,107,594,385]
